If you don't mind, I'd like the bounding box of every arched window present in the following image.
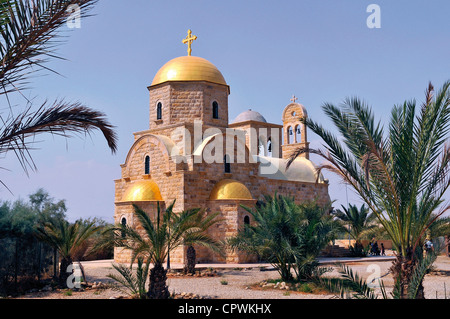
[157,102,162,120]
[288,126,294,144]
[295,125,301,143]
[121,217,127,238]
[224,154,231,173]
[244,215,250,225]
[212,101,219,119]
[144,156,150,175]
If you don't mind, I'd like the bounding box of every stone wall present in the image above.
[228,121,283,158]
[113,201,162,264]
[117,133,185,213]
[196,200,257,263]
[334,239,393,250]
[115,81,331,265]
[149,82,229,130]
[282,142,309,160]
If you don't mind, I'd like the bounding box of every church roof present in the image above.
[232,109,267,124]
[120,180,163,202]
[150,56,228,88]
[254,156,325,183]
[209,179,253,201]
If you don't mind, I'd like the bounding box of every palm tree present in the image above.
[107,257,149,299]
[293,201,340,281]
[333,204,378,256]
[424,213,450,242]
[321,244,442,300]
[228,195,301,281]
[228,194,338,282]
[288,81,450,298]
[0,0,117,190]
[181,209,223,274]
[108,201,222,299]
[34,218,101,286]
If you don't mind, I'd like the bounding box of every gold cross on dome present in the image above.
[182,29,197,56]
[291,95,298,103]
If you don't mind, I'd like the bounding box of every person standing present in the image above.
[424,238,434,255]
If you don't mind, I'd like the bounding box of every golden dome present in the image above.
[121,180,163,202]
[209,179,253,200]
[150,56,228,87]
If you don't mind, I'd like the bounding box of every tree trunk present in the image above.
[53,249,58,280]
[166,252,170,270]
[77,260,87,284]
[59,256,72,288]
[390,252,424,299]
[37,241,42,282]
[184,245,196,274]
[148,262,169,299]
[14,238,18,291]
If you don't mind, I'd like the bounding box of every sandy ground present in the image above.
[13,255,450,300]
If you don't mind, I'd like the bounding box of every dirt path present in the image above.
[14,256,450,299]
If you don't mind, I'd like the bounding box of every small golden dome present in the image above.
[150,56,228,87]
[209,179,253,200]
[121,180,163,202]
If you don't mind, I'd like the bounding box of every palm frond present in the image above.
[34,217,99,261]
[334,263,378,299]
[0,100,117,178]
[107,263,139,297]
[0,0,98,95]
[407,243,441,299]
[107,257,149,299]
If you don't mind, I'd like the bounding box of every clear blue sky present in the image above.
[1,0,449,222]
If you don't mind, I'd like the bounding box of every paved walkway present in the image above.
[81,255,396,270]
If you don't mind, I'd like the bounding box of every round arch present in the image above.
[123,134,178,174]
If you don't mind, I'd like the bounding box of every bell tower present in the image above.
[282,95,309,160]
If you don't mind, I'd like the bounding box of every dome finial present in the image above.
[182,29,197,56]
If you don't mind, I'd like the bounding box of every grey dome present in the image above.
[232,109,267,124]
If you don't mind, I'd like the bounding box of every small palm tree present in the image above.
[333,204,378,256]
[108,201,222,299]
[181,209,223,274]
[107,257,149,299]
[288,81,450,298]
[34,218,101,286]
[228,195,301,282]
[293,202,339,281]
[228,194,338,282]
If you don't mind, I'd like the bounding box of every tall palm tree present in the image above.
[0,0,117,189]
[109,201,222,299]
[333,204,378,255]
[34,218,101,286]
[288,81,450,298]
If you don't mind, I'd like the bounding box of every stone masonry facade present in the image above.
[114,56,330,265]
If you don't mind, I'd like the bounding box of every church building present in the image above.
[113,30,331,264]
